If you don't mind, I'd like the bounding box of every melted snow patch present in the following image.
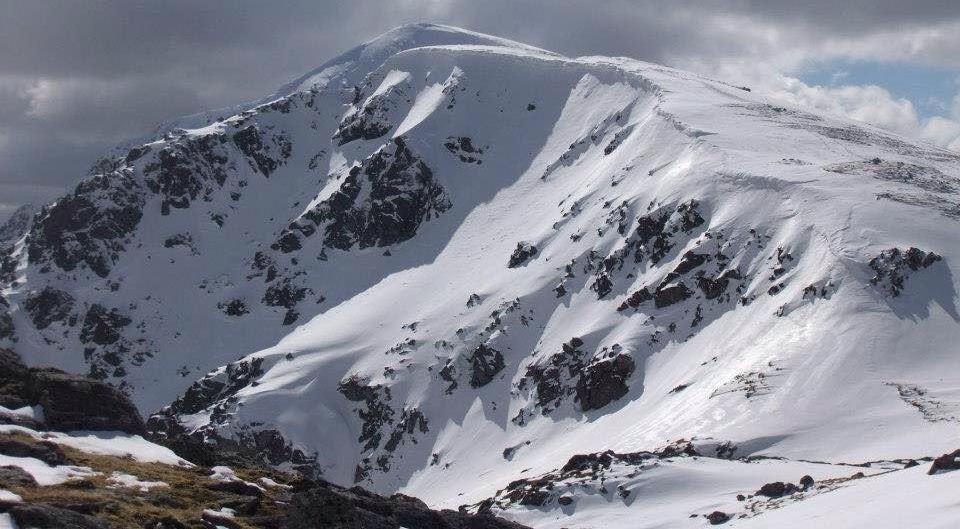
[107,471,169,492]
[0,454,98,486]
[0,405,41,422]
[0,425,191,466]
[0,489,22,503]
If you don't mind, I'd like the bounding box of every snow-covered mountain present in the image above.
[3,23,960,527]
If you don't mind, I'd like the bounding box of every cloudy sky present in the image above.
[2,0,959,220]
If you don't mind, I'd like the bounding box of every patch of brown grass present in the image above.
[0,432,299,528]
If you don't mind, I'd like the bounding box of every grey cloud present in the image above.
[1,0,959,220]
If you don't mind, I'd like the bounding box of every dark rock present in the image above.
[0,438,71,466]
[143,516,189,529]
[697,268,742,299]
[561,452,615,473]
[22,287,74,330]
[575,354,635,411]
[799,475,814,489]
[618,287,652,311]
[706,511,730,525]
[557,495,574,506]
[8,503,109,529]
[0,464,38,486]
[756,481,797,498]
[517,490,549,506]
[26,170,145,277]
[0,349,144,434]
[654,282,693,308]
[79,304,131,345]
[468,344,505,388]
[219,495,261,515]
[869,247,942,296]
[672,251,709,275]
[928,449,960,475]
[284,482,531,529]
[207,479,264,497]
[233,125,289,177]
[508,242,538,268]
[296,137,450,251]
[30,367,144,434]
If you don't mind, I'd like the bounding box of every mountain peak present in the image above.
[273,23,555,97]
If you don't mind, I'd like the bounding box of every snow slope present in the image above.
[2,23,960,527]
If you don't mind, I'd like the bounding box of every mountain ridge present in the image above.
[2,23,960,528]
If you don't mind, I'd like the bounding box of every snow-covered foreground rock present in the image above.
[474,442,960,528]
[2,23,960,527]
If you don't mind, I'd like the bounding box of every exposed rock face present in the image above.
[0,348,144,434]
[147,356,320,474]
[869,247,942,296]
[575,353,635,411]
[26,169,145,277]
[518,339,635,416]
[277,137,450,252]
[507,243,538,268]
[79,304,132,345]
[468,344,506,388]
[334,75,411,145]
[928,449,960,475]
[22,287,75,330]
[232,125,291,177]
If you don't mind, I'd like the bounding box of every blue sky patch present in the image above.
[798,60,959,119]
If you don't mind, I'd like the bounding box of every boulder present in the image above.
[8,503,109,529]
[0,348,144,434]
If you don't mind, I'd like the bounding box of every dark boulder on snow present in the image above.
[705,511,730,525]
[928,449,960,475]
[468,344,506,388]
[508,242,538,268]
[869,247,942,297]
[576,353,635,411]
[654,282,693,308]
[756,481,797,498]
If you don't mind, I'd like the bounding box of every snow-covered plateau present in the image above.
[2,23,960,527]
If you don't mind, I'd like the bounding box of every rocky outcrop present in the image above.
[5,504,109,529]
[869,247,942,296]
[575,353,635,411]
[276,137,450,253]
[507,242,538,268]
[26,169,145,278]
[0,349,144,434]
[518,339,634,416]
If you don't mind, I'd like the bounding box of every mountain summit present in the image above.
[2,24,960,527]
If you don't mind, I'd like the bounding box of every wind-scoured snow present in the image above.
[3,23,960,528]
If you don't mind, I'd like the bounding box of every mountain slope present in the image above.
[3,23,960,527]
